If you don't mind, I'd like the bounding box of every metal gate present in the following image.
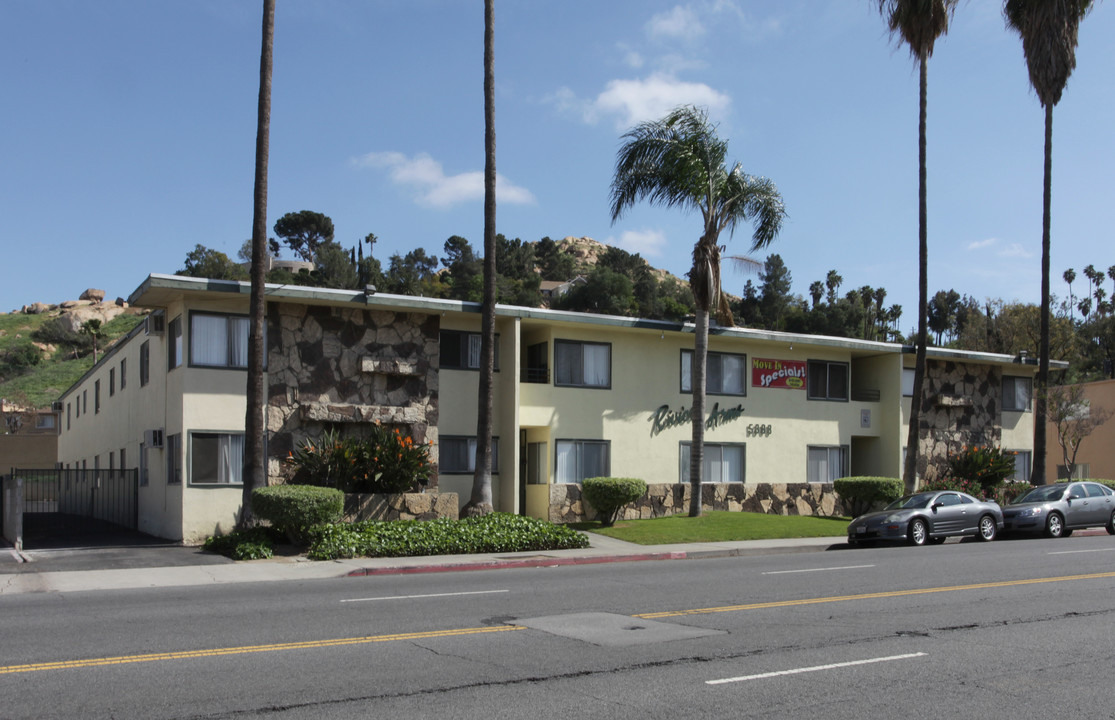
[12,468,138,535]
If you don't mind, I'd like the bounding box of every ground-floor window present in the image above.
[679,443,745,483]
[440,436,500,474]
[190,432,244,485]
[555,439,609,483]
[807,445,848,483]
[1007,450,1031,484]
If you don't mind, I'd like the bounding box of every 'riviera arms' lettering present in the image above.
[649,402,745,436]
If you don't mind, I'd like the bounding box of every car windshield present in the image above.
[1014,485,1065,504]
[885,493,934,510]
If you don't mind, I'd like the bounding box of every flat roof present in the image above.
[128,273,1063,370]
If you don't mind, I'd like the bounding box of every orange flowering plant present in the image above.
[288,424,431,494]
[946,445,1016,496]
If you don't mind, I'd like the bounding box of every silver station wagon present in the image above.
[1002,481,1115,538]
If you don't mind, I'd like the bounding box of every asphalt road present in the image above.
[2,534,1115,719]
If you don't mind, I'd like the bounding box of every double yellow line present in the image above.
[4,570,1114,676]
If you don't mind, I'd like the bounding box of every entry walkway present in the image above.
[0,533,847,596]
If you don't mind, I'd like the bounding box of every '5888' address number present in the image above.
[746,424,772,437]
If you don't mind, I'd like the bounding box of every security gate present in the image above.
[10,468,138,545]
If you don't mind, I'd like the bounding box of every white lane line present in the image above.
[707,652,927,685]
[1048,548,1115,556]
[762,564,875,575]
[342,589,509,603]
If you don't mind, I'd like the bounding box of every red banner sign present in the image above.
[752,358,806,390]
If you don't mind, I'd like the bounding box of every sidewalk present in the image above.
[0,533,847,596]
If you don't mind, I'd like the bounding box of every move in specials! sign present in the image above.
[752,358,806,390]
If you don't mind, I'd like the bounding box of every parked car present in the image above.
[847,491,1003,546]
[1001,481,1115,538]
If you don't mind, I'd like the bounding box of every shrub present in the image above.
[581,477,647,526]
[306,513,590,560]
[252,484,344,544]
[833,477,903,517]
[947,445,1016,495]
[287,424,431,494]
[203,526,285,560]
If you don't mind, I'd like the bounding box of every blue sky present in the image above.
[3,1,1113,333]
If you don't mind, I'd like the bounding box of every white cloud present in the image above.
[966,237,997,251]
[997,242,1032,259]
[610,228,668,258]
[595,73,731,128]
[353,151,535,209]
[646,5,705,42]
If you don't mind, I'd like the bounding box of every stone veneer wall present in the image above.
[915,360,1002,482]
[265,303,440,487]
[549,482,844,523]
[344,493,459,522]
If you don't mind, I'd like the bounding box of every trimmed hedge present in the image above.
[252,484,344,543]
[833,476,903,517]
[582,477,648,526]
[305,513,590,560]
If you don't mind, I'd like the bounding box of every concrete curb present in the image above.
[344,551,690,576]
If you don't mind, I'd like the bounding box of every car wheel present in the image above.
[907,518,928,546]
[1045,512,1065,538]
[1107,510,1115,535]
[977,515,998,542]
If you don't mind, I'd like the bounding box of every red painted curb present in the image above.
[345,552,688,577]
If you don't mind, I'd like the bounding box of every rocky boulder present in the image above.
[79,288,106,303]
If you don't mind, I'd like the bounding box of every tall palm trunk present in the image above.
[1031,101,1053,485]
[690,306,708,517]
[241,0,275,527]
[902,48,930,494]
[465,0,495,516]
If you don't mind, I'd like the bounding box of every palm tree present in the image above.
[610,105,786,517]
[241,0,275,528]
[825,270,843,305]
[1063,268,1076,321]
[809,280,825,309]
[877,0,958,494]
[463,0,496,517]
[1005,0,1093,486]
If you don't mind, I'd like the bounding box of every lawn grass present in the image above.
[574,511,850,545]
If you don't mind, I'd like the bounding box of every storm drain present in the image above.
[513,612,726,647]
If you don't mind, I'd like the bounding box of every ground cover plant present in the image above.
[576,511,849,545]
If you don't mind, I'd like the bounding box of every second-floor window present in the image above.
[190,313,250,369]
[681,350,746,395]
[140,341,151,387]
[168,316,183,370]
[440,330,499,370]
[807,360,848,401]
[1002,376,1032,412]
[555,340,610,388]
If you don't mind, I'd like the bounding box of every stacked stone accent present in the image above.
[344,492,459,522]
[914,360,1002,482]
[548,482,844,523]
[265,303,440,488]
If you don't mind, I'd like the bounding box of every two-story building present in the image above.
[56,274,1045,542]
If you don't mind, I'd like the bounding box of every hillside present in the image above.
[0,292,146,409]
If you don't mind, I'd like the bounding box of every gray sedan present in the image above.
[1002,481,1115,538]
[848,491,1003,546]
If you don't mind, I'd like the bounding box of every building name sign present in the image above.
[649,402,745,437]
[752,357,806,390]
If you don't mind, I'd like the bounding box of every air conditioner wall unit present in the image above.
[51,401,64,412]
[144,428,165,449]
[146,311,166,336]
